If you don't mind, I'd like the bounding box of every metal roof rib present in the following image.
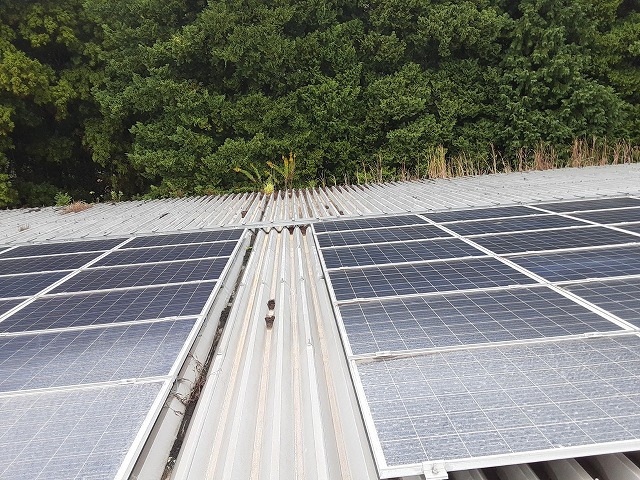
[171,227,377,479]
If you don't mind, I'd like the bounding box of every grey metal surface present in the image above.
[171,228,378,480]
[2,164,640,245]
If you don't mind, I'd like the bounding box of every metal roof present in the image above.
[3,164,640,480]
[2,164,640,245]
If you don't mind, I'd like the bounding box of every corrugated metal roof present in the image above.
[2,164,640,245]
[169,227,377,480]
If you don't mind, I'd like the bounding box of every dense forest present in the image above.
[0,0,638,206]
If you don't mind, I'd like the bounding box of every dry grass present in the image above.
[62,201,93,214]
[342,138,639,186]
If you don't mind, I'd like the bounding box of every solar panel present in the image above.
[0,252,99,275]
[329,258,535,301]
[318,225,449,248]
[536,197,640,213]
[315,215,428,233]
[620,223,640,235]
[510,246,640,282]
[358,335,640,471]
[0,299,22,316]
[0,272,68,299]
[0,283,215,333]
[472,227,639,255]
[445,215,587,236]
[94,240,236,267]
[565,279,640,327]
[126,229,242,248]
[50,257,227,293]
[570,207,640,225]
[0,238,125,259]
[322,238,484,269]
[0,381,164,479]
[0,319,195,392]
[425,206,538,223]
[339,288,621,354]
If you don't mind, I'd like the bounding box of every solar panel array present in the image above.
[0,229,243,479]
[315,198,640,477]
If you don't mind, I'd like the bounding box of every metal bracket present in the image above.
[422,461,448,479]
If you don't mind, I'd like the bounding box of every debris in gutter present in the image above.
[265,299,276,329]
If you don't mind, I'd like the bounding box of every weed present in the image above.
[54,191,72,206]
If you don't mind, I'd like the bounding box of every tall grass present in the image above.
[348,138,639,186]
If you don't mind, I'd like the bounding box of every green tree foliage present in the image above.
[0,0,637,205]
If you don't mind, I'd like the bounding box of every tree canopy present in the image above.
[0,0,638,206]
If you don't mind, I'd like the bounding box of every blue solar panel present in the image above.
[322,238,484,268]
[0,238,125,259]
[0,283,215,333]
[472,227,639,254]
[0,299,22,316]
[0,272,68,299]
[0,252,100,275]
[50,258,228,293]
[339,288,620,354]
[536,197,640,213]
[571,208,640,225]
[621,223,640,235]
[329,258,535,301]
[425,206,538,223]
[445,215,587,236]
[126,229,242,248]
[318,225,448,248]
[0,382,163,479]
[0,319,195,392]
[565,279,640,327]
[94,241,236,267]
[315,215,428,233]
[358,336,640,468]
[511,246,640,282]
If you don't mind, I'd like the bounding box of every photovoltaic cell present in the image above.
[50,257,228,293]
[358,336,640,468]
[318,225,448,248]
[445,215,587,236]
[322,238,484,269]
[339,288,620,354]
[535,197,640,213]
[570,208,640,225]
[0,252,99,275]
[0,283,215,333]
[315,215,428,233]
[0,382,163,480]
[510,246,640,282]
[94,240,236,267]
[620,223,640,235]
[0,319,195,392]
[329,258,535,301]
[126,229,242,248]
[472,227,639,255]
[0,299,22,316]
[0,238,125,259]
[425,206,538,223]
[0,272,68,299]
[565,279,640,327]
